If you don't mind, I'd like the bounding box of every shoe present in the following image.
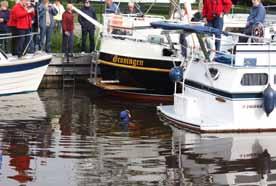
[81,51,85,55]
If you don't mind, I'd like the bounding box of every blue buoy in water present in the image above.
[169,67,184,82]
[120,110,131,123]
[263,84,275,116]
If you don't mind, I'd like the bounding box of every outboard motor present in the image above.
[263,84,275,116]
[169,67,184,82]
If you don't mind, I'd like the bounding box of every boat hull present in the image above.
[0,54,51,95]
[98,33,183,97]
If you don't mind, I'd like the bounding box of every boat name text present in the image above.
[112,55,144,67]
[242,104,262,109]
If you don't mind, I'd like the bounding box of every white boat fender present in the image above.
[169,67,184,82]
[263,84,275,116]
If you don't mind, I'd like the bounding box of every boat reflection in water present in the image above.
[0,92,47,122]
[0,92,47,184]
[165,124,276,185]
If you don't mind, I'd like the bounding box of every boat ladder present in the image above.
[89,51,99,85]
[62,55,76,93]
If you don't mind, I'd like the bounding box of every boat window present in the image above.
[241,73,268,86]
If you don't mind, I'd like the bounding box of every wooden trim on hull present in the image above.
[94,83,173,103]
[157,109,276,133]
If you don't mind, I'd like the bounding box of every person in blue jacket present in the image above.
[105,0,120,14]
[39,0,58,52]
[244,0,266,36]
[78,0,97,53]
[0,1,10,52]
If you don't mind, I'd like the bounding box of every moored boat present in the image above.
[156,21,276,132]
[98,13,184,98]
[0,51,51,95]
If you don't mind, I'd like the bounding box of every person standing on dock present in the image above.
[39,0,58,53]
[78,0,97,53]
[53,0,65,32]
[202,0,232,51]
[0,1,10,52]
[62,3,74,57]
[10,0,35,57]
[105,0,120,14]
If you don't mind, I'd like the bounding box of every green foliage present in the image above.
[51,30,82,53]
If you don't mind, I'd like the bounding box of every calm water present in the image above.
[0,89,274,186]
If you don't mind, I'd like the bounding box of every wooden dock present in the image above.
[40,53,95,88]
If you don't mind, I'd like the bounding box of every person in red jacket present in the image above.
[7,3,17,55]
[62,3,74,58]
[9,0,35,57]
[202,0,232,51]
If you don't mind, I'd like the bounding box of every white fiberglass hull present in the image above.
[0,53,51,95]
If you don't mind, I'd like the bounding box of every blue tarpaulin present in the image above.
[150,21,227,36]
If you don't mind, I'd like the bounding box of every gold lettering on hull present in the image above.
[112,55,144,67]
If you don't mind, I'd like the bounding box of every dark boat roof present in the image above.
[151,21,225,35]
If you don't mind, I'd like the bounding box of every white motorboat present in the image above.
[155,21,276,132]
[0,51,51,95]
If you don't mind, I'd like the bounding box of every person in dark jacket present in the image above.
[0,1,10,52]
[39,0,58,52]
[202,0,232,51]
[78,0,97,53]
[62,3,74,57]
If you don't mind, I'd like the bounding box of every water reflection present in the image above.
[166,124,276,186]
[0,89,171,186]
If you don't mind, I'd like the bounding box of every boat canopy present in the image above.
[150,21,226,36]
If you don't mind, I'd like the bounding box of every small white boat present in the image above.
[0,51,51,95]
[166,124,276,185]
[155,21,276,132]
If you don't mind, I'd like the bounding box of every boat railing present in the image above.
[0,32,39,56]
[102,32,170,47]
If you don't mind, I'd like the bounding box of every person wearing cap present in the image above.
[78,0,97,53]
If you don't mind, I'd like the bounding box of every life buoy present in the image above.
[109,15,123,28]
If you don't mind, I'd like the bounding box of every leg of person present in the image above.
[68,32,74,55]
[16,29,26,57]
[40,26,46,51]
[89,29,95,52]
[81,29,87,52]
[45,26,53,53]
[213,16,224,51]
[10,27,17,55]
[62,32,68,57]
